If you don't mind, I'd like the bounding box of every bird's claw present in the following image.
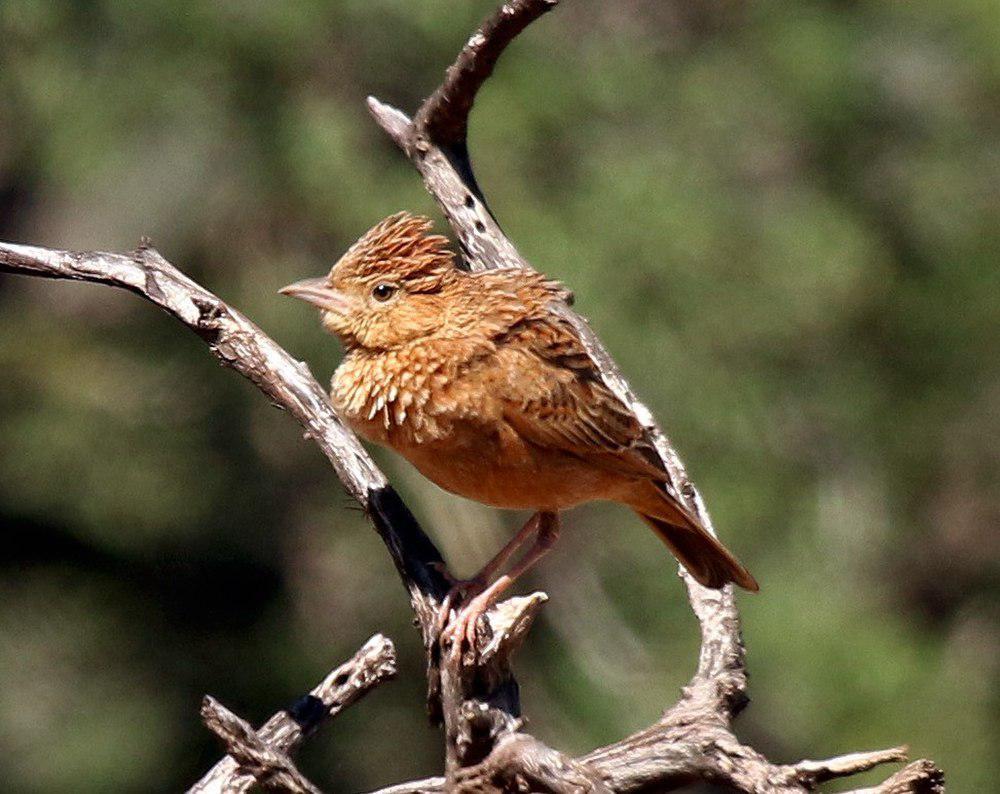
[442,602,485,650]
[436,576,488,649]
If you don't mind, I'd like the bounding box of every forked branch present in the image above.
[0,0,944,792]
[366,0,943,791]
[190,634,397,793]
[199,697,323,794]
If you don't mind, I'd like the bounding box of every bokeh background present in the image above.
[1,0,998,791]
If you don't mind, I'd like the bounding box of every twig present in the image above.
[790,745,911,786]
[190,634,397,793]
[200,696,323,794]
[415,0,559,147]
[0,0,946,790]
[848,760,945,794]
[365,0,943,791]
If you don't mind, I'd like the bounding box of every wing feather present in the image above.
[496,313,666,481]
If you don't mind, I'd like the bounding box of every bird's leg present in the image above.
[435,512,546,637]
[443,511,561,649]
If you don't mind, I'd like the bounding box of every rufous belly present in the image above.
[382,420,632,511]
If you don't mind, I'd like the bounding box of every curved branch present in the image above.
[2,243,380,502]
[0,239,538,782]
[370,0,749,754]
[0,2,946,791]
[365,1,942,791]
[415,0,559,147]
[0,243,450,621]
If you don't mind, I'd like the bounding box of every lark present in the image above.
[282,213,757,644]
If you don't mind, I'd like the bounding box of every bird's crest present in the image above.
[335,212,455,291]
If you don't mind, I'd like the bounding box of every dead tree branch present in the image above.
[0,1,945,792]
[199,696,323,794]
[847,760,946,794]
[365,0,944,791]
[0,241,449,623]
[190,634,397,793]
[0,226,536,793]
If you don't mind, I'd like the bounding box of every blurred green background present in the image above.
[1,0,997,791]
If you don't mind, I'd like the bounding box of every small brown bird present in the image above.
[282,213,757,644]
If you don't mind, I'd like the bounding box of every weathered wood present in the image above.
[365,0,944,791]
[190,635,397,793]
[0,0,945,791]
[199,697,323,794]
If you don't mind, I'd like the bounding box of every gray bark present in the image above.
[0,1,944,792]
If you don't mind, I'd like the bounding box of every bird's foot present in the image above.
[435,574,488,643]
[440,589,496,651]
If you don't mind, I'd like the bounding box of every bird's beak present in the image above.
[279,277,355,315]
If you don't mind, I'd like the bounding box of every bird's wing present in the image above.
[495,312,667,481]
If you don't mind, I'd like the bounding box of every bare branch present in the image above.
[790,745,911,786]
[365,733,612,794]
[454,733,611,794]
[0,237,538,780]
[364,0,942,791]
[1,1,946,791]
[848,760,945,794]
[199,696,323,794]
[435,594,548,776]
[190,634,397,793]
[0,240,452,642]
[368,94,526,274]
[1,243,381,503]
[368,0,753,780]
[367,0,559,271]
[414,0,559,147]
[370,0,749,703]
[372,742,942,794]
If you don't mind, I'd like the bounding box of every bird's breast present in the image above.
[331,346,633,511]
[331,343,494,446]
[394,421,630,510]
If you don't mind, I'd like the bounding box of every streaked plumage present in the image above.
[282,213,757,639]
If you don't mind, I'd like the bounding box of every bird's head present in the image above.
[281,212,460,350]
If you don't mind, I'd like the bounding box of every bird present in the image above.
[281,212,757,646]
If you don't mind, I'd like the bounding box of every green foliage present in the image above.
[1,1,997,790]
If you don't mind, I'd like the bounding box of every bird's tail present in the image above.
[630,482,758,592]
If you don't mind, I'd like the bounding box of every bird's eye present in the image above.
[371,283,396,302]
